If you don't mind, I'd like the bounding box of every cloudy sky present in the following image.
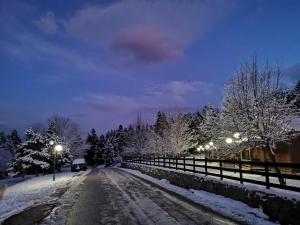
[0,0,300,133]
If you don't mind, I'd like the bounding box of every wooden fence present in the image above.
[123,156,300,192]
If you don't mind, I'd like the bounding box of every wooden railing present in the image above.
[123,156,300,192]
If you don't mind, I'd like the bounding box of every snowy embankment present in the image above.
[121,168,276,225]
[0,169,90,221]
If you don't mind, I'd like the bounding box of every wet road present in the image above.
[67,168,240,225]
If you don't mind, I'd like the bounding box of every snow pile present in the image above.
[121,168,277,225]
[0,170,89,221]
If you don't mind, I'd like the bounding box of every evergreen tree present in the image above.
[11,128,51,176]
[7,129,22,157]
[154,111,168,136]
[95,135,106,164]
[289,80,300,109]
[46,122,72,170]
[114,125,128,156]
[103,131,115,166]
[185,111,203,149]
[0,132,7,146]
[0,131,11,178]
[70,129,84,159]
[85,128,99,165]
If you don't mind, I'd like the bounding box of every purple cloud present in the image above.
[111,26,183,64]
[65,0,236,66]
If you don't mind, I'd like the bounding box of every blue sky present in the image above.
[0,0,300,133]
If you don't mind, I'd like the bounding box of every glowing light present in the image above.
[233,133,240,139]
[226,138,233,144]
[54,144,63,152]
[205,145,210,149]
[49,140,54,146]
[209,142,214,146]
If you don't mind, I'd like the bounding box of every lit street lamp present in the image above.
[50,140,63,181]
[233,133,240,139]
[226,138,233,144]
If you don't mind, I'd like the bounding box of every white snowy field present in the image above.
[0,169,90,221]
[121,168,277,225]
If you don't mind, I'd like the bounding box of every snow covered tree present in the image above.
[166,114,193,156]
[47,115,83,157]
[85,128,99,165]
[222,57,297,185]
[69,127,84,159]
[185,111,204,150]
[96,134,106,164]
[103,131,115,166]
[114,125,128,155]
[6,129,22,157]
[0,131,11,178]
[143,127,164,156]
[289,80,300,110]
[154,111,169,136]
[124,116,148,156]
[10,128,51,176]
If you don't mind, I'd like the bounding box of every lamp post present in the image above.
[50,140,63,181]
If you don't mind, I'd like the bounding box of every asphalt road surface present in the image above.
[67,168,240,225]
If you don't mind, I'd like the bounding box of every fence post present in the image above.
[176,157,178,170]
[183,156,186,172]
[169,158,171,168]
[220,161,223,180]
[193,157,196,173]
[265,162,270,189]
[239,162,243,184]
[205,157,208,176]
[163,157,166,168]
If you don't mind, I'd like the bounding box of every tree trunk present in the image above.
[266,143,285,186]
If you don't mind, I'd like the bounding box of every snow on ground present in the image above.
[0,175,35,188]
[121,168,278,225]
[40,169,90,225]
[0,169,90,221]
[135,160,300,198]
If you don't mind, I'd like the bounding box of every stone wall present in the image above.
[122,162,300,225]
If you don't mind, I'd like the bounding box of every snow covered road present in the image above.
[67,168,239,225]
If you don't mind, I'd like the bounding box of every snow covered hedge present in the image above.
[122,162,300,225]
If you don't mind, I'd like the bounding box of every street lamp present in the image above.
[233,133,240,139]
[50,140,63,181]
[226,138,233,144]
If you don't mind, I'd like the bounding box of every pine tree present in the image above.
[11,128,51,176]
[85,128,99,165]
[154,111,168,136]
[289,80,300,109]
[70,129,84,159]
[103,131,115,166]
[96,135,106,164]
[0,131,11,178]
[7,129,22,157]
[46,122,72,170]
[185,111,203,149]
